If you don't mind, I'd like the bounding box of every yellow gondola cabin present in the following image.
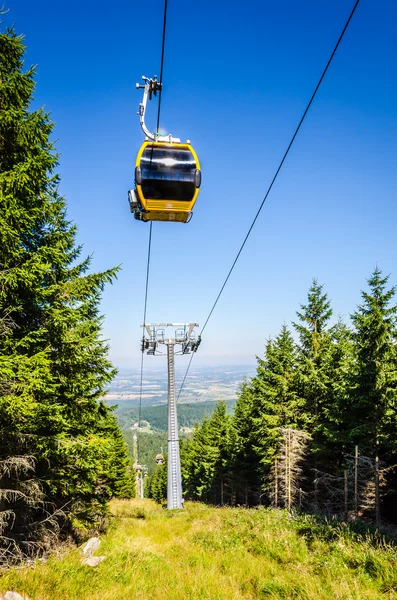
[130,141,201,223]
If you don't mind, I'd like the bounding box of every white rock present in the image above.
[4,593,30,600]
[82,556,106,567]
[81,537,101,557]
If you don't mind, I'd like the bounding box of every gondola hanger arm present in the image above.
[136,75,181,143]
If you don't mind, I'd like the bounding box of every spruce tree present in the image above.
[182,402,235,504]
[293,280,333,507]
[294,279,333,356]
[0,28,132,559]
[321,319,355,465]
[182,417,216,501]
[146,459,167,504]
[349,268,397,459]
[249,326,305,475]
[293,279,333,432]
[204,401,236,505]
[231,380,260,504]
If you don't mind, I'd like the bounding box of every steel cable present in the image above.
[137,0,169,451]
[177,0,361,403]
[156,0,168,135]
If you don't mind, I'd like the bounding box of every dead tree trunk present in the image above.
[375,454,380,526]
[272,428,310,511]
[344,470,348,522]
[354,445,359,519]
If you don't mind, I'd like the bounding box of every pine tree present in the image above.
[0,28,132,559]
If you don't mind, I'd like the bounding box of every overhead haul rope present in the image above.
[156,0,168,135]
[137,0,169,450]
[177,0,361,403]
[137,221,153,433]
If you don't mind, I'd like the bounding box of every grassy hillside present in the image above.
[1,500,397,599]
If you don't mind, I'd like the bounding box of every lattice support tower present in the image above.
[142,323,201,509]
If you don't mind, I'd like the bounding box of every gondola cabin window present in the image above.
[140,146,197,201]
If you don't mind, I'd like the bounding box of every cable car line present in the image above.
[137,0,169,443]
[176,0,361,403]
[177,351,194,402]
[137,221,153,433]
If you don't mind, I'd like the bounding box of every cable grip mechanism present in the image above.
[135,74,180,143]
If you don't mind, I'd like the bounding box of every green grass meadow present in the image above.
[1,500,397,599]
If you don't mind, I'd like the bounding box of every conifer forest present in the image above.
[148,272,397,527]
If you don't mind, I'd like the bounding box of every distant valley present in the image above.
[105,364,255,408]
[106,365,255,436]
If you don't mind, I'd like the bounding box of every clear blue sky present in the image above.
[5,0,397,367]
